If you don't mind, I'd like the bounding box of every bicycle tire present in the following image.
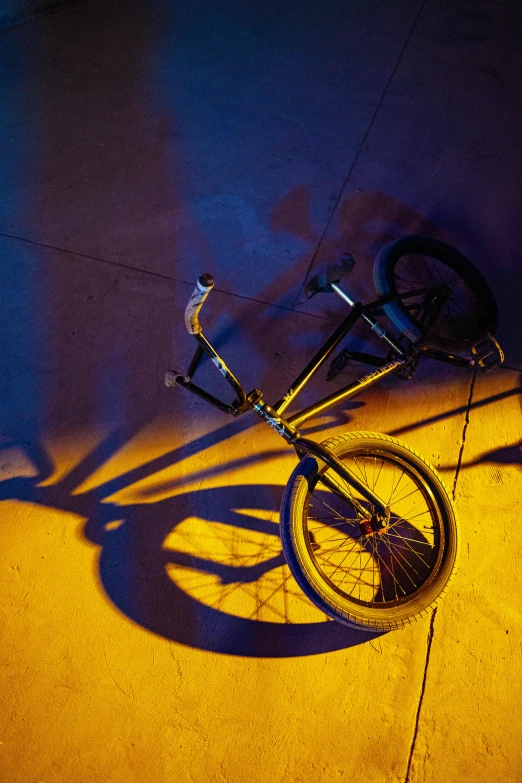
[373,235,498,352]
[280,431,458,632]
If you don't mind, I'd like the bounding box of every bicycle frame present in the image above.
[172,281,468,420]
[168,278,460,519]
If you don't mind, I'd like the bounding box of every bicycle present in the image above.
[166,235,504,632]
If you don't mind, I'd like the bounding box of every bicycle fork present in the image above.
[247,389,390,521]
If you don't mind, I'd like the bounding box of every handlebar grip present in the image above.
[184,274,214,334]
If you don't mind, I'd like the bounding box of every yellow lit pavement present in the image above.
[1,1,522,781]
[1,241,520,781]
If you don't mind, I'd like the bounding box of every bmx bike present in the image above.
[166,235,503,632]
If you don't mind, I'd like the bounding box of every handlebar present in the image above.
[185,273,214,334]
[167,273,249,416]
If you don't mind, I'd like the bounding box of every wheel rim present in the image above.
[392,251,487,347]
[303,448,445,609]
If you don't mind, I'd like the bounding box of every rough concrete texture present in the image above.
[1,0,521,781]
[0,0,83,32]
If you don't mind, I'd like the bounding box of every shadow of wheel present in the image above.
[92,484,383,657]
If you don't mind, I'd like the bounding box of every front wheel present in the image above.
[280,432,458,632]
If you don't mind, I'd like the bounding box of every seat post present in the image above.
[331,283,404,354]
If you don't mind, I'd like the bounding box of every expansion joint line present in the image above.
[404,607,437,783]
[452,367,477,501]
[0,231,329,321]
[292,0,430,310]
[404,331,477,780]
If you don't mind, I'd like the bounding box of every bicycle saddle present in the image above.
[304,254,355,299]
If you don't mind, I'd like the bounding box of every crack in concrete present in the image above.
[103,646,131,698]
[452,368,477,501]
[404,368,477,781]
[404,608,437,783]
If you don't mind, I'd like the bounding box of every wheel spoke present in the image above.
[298,440,452,608]
[391,248,489,346]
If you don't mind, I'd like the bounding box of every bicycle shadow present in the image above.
[91,482,376,657]
[1,428,382,658]
[91,479,432,654]
[390,378,522,438]
[462,440,522,467]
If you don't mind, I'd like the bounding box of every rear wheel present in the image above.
[280,431,458,632]
[373,235,498,352]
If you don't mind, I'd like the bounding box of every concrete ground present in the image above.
[1,0,521,781]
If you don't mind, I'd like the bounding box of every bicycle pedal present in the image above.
[165,371,184,387]
[470,333,504,372]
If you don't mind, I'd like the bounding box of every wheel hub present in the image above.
[359,513,388,537]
